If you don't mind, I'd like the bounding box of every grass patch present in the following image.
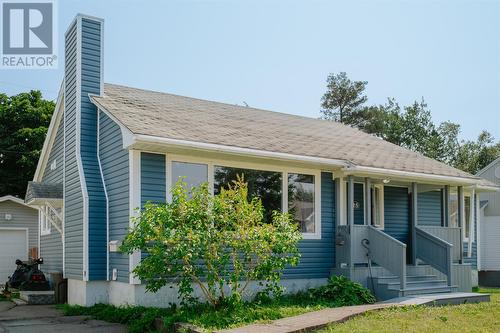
[58,276,374,332]
[318,287,500,333]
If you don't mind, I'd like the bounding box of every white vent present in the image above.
[112,268,118,281]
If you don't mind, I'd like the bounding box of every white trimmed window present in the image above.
[371,185,384,229]
[167,155,321,239]
[40,206,51,235]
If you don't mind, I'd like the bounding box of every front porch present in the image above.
[333,175,478,300]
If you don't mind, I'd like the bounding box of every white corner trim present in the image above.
[33,81,64,182]
[129,150,141,284]
[97,110,110,281]
[74,16,89,281]
[476,194,481,270]
[62,79,66,278]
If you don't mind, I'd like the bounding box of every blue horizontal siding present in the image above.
[140,153,166,261]
[141,153,166,206]
[99,111,129,282]
[80,18,106,281]
[384,186,410,245]
[283,172,335,279]
[63,19,84,280]
[418,190,442,226]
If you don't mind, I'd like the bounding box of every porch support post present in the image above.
[411,182,418,265]
[364,178,371,226]
[458,185,464,264]
[348,175,355,277]
[443,185,450,227]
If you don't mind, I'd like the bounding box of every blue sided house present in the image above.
[25,15,498,306]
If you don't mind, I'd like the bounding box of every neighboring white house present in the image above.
[477,157,500,286]
[0,195,39,284]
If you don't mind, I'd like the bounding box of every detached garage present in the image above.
[0,196,38,285]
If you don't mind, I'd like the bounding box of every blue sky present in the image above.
[1,0,499,140]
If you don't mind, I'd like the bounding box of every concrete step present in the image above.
[382,279,449,289]
[389,285,456,296]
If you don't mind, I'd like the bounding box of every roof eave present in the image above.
[131,133,350,169]
[342,165,481,186]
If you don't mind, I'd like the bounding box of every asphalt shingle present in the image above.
[91,83,479,180]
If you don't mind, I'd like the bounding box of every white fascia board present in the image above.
[131,134,349,168]
[33,81,65,182]
[342,165,481,186]
[0,195,36,209]
[471,184,500,193]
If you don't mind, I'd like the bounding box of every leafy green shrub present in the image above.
[121,178,302,308]
[307,276,376,305]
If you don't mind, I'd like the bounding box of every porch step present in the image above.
[374,275,438,283]
[390,285,457,296]
[383,279,449,289]
[372,273,457,300]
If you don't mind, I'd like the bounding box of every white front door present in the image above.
[0,229,28,284]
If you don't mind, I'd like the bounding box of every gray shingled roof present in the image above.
[91,83,479,180]
[25,181,63,203]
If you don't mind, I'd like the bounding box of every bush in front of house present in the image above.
[120,177,302,308]
[306,275,376,305]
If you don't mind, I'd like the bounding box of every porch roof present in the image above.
[91,83,488,184]
[25,181,63,206]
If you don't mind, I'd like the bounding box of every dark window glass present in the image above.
[214,166,282,222]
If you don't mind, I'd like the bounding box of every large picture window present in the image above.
[166,155,321,238]
[214,166,282,223]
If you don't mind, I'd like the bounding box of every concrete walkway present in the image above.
[217,292,489,333]
[217,303,397,333]
[0,303,126,333]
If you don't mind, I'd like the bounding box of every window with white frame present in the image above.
[371,185,384,229]
[167,156,321,238]
[288,173,315,234]
[40,206,51,235]
[449,191,473,241]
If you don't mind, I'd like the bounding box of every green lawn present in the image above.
[318,288,500,333]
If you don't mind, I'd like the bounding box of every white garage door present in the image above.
[0,229,28,285]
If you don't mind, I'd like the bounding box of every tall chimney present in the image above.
[64,14,106,282]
